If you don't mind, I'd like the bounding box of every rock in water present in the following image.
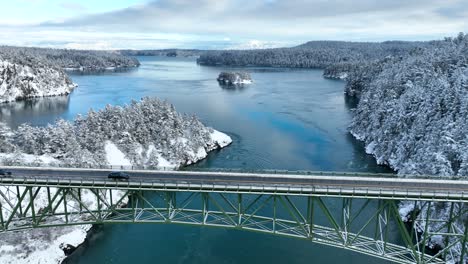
[217,72,252,85]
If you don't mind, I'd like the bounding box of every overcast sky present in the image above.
[1,0,467,50]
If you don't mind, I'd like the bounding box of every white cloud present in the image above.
[63,41,113,50]
[0,0,467,49]
[226,40,290,50]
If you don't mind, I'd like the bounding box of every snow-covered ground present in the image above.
[0,60,77,103]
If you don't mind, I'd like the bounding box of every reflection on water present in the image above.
[0,96,70,128]
[66,67,138,76]
[218,82,249,92]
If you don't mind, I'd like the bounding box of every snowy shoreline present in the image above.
[0,60,77,104]
[0,129,232,264]
[0,97,233,264]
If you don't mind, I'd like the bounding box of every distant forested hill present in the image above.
[0,46,140,71]
[118,49,204,57]
[196,41,429,73]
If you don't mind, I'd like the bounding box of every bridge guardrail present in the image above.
[0,163,465,180]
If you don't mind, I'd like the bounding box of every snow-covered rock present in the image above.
[217,72,252,85]
[0,60,76,103]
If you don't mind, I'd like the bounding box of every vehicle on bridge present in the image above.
[0,169,12,177]
[107,171,130,181]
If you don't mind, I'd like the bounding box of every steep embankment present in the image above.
[346,33,468,262]
[0,97,232,264]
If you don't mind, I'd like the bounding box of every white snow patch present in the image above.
[339,73,348,79]
[210,129,232,148]
[104,141,131,166]
[0,153,60,165]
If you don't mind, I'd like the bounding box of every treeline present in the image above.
[118,49,204,57]
[348,33,468,176]
[0,97,220,168]
[0,46,140,71]
[196,41,429,71]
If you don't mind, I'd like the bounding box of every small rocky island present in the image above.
[217,72,252,85]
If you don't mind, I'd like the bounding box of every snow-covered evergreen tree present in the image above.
[0,97,232,169]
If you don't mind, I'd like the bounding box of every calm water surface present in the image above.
[0,56,393,263]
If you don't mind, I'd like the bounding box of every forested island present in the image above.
[0,47,140,103]
[0,97,232,263]
[0,97,231,168]
[217,72,252,85]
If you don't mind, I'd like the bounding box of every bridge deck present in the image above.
[0,166,467,201]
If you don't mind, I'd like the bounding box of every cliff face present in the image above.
[0,60,76,103]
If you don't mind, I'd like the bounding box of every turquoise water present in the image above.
[0,56,393,263]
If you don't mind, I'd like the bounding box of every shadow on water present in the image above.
[344,94,360,110]
[0,96,71,128]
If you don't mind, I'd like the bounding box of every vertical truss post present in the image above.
[409,200,418,240]
[16,186,23,216]
[166,192,175,220]
[307,196,314,239]
[202,193,208,224]
[78,188,83,212]
[273,195,277,233]
[131,191,136,222]
[420,201,432,262]
[0,201,4,231]
[63,189,69,224]
[237,193,242,226]
[28,187,36,226]
[109,189,113,209]
[96,189,102,222]
[46,187,52,210]
[342,198,352,246]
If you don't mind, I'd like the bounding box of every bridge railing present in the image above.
[0,162,466,180]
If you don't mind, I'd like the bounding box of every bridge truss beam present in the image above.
[0,185,467,263]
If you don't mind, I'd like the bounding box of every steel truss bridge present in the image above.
[1,167,468,263]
